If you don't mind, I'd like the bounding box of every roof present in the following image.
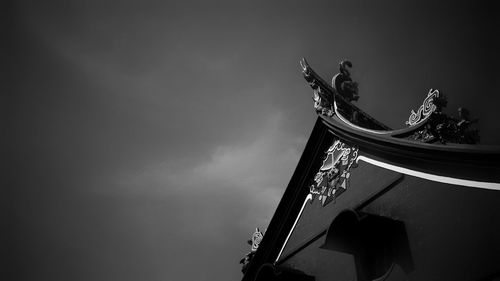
[241,58,500,281]
[301,58,500,186]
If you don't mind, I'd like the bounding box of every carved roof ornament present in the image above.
[300,58,335,117]
[240,228,265,273]
[407,91,480,144]
[250,228,264,252]
[309,139,359,206]
[300,59,360,118]
[406,89,440,126]
[332,60,359,103]
[300,58,391,130]
[300,58,480,145]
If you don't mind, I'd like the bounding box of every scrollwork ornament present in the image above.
[407,92,480,144]
[309,140,359,206]
[239,228,265,273]
[406,89,440,126]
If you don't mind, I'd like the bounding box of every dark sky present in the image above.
[6,1,500,281]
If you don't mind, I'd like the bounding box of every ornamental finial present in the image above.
[332,60,359,103]
[407,90,480,144]
[301,58,360,117]
[300,58,335,116]
[239,228,265,274]
[405,89,440,126]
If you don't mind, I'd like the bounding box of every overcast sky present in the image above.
[6,1,500,281]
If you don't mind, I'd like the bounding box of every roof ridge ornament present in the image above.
[300,58,335,117]
[300,58,360,118]
[301,58,391,130]
[406,89,440,126]
[332,60,359,103]
[406,91,480,144]
[240,228,265,273]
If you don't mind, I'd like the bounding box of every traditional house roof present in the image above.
[300,58,500,188]
[240,59,500,281]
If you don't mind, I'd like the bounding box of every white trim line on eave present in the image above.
[274,194,313,263]
[272,154,500,266]
[357,155,500,191]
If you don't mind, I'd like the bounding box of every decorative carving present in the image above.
[240,228,265,273]
[250,228,264,252]
[300,58,335,117]
[300,58,392,130]
[309,140,359,206]
[407,92,480,144]
[301,59,360,117]
[406,89,440,126]
[332,60,359,103]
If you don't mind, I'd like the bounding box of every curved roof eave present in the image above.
[301,57,500,185]
[319,113,500,184]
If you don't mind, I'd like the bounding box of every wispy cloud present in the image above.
[125,111,305,229]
